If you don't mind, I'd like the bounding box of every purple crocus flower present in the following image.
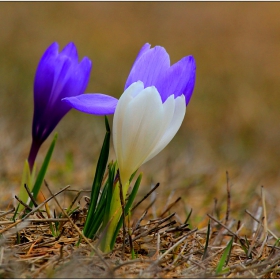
[28,42,92,171]
[62,42,196,114]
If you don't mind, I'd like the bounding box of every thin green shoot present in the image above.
[184,208,193,225]
[202,220,211,260]
[215,237,233,275]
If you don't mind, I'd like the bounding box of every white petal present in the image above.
[143,94,186,163]
[120,86,165,179]
[113,81,144,169]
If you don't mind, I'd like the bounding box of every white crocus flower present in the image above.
[113,81,186,186]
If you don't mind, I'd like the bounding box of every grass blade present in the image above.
[215,237,233,275]
[184,208,193,225]
[202,220,211,260]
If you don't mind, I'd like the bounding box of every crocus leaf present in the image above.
[86,162,117,239]
[83,116,110,237]
[86,196,107,239]
[29,133,58,208]
[15,160,32,215]
[102,162,117,230]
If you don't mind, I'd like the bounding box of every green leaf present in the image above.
[29,133,58,208]
[239,238,249,256]
[104,114,110,132]
[128,169,138,184]
[16,160,32,214]
[273,238,280,247]
[102,162,117,228]
[125,173,142,214]
[184,208,192,224]
[87,201,107,239]
[83,116,111,237]
[202,220,211,260]
[110,173,142,250]
[87,164,116,239]
[215,237,233,275]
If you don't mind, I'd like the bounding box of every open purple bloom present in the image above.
[28,42,92,170]
[62,43,196,114]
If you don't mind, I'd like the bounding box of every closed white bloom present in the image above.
[113,81,186,185]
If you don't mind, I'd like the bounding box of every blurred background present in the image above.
[1,2,280,226]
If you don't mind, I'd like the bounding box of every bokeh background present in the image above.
[1,2,280,227]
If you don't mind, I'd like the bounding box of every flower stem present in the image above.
[100,180,130,253]
[27,139,42,172]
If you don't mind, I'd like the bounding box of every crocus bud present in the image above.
[113,81,186,185]
[28,42,92,170]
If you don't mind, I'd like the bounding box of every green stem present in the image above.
[100,180,130,253]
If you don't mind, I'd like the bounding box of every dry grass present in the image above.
[1,175,280,279]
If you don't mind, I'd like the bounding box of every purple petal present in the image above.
[61,42,79,63]
[49,57,73,102]
[130,43,151,69]
[183,56,196,105]
[61,57,92,99]
[125,46,170,90]
[40,42,59,61]
[156,55,196,104]
[62,94,118,115]
[33,45,65,109]
[33,43,59,120]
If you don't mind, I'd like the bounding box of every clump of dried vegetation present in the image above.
[1,172,280,279]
